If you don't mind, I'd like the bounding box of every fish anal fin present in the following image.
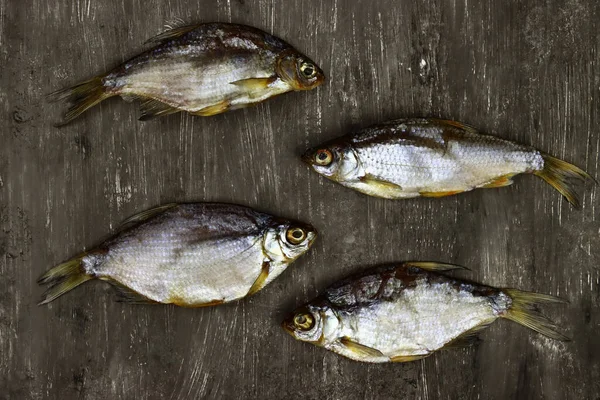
[339,337,385,359]
[119,204,178,230]
[390,354,429,363]
[419,190,464,198]
[139,99,181,120]
[230,77,276,92]
[108,279,158,305]
[482,175,515,188]
[443,323,490,350]
[247,262,270,296]
[403,261,469,272]
[171,297,225,308]
[193,100,231,117]
[145,24,199,45]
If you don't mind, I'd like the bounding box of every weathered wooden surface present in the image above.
[1,0,599,399]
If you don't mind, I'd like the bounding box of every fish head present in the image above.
[302,141,361,183]
[282,302,330,344]
[263,219,318,264]
[276,51,325,91]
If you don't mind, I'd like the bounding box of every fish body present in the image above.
[50,23,325,124]
[283,263,568,363]
[39,203,317,306]
[303,119,591,206]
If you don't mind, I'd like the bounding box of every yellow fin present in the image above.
[47,76,111,126]
[179,299,225,308]
[502,289,570,341]
[247,262,270,296]
[119,204,178,230]
[139,99,180,120]
[431,118,480,135]
[230,77,276,91]
[403,261,469,272]
[193,100,231,117]
[390,354,428,363]
[419,190,464,198]
[38,253,94,305]
[339,337,385,359]
[482,175,515,188]
[534,153,594,208]
[360,175,403,195]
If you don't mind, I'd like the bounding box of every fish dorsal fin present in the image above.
[145,24,199,45]
[339,337,385,359]
[403,261,469,272]
[139,99,181,121]
[443,323,490,350]
[431,119,480,135]
[119,204,178,230]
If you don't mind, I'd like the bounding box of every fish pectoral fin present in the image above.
[139,99,181,121]
[230,77,276,92]
[419,190,464,198]
[118,204,178,231]
[109,280,159,305]
[443,323,491,350]
[145,24,199,45]
[247,262,270,296]
[193,100,231,117]
[339,337,385,359]
[390,354,429,363]
[403,261,470,272]
[359,175,403,196]
[482,175,515,188]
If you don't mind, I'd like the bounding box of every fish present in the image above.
[282,262,569,363]
[38,203,317,306]
[48,23,325,125]
[302,118,593,207]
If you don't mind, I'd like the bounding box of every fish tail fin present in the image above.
[501,288,570,341]
[37,253,93,305]
[534,153,594,208]
[47,76,111,125]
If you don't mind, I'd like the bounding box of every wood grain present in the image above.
[1,0,599,399]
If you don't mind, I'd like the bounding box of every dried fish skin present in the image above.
[49,23,325,124]
[303,118,592,206]
[38,203,317,307]
[283,263,568,363]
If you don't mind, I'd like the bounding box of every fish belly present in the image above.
[107,54,284,112]
[343,282,497,359]
[94,235,265,305]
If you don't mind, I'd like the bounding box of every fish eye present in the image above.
[315,149,333,166]
[300,62,317,79]
[286,227,307,245]
[293,312,314,331]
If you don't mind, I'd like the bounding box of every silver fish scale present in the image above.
[319,268,507,362]
[86,204,271,305]
[352,123,544,194]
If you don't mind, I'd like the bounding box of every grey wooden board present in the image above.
[0,0,599,399]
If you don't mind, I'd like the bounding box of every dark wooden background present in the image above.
[1,0,599,399]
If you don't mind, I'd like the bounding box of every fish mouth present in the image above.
[301,148,317,166]
[281,316,297,336]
